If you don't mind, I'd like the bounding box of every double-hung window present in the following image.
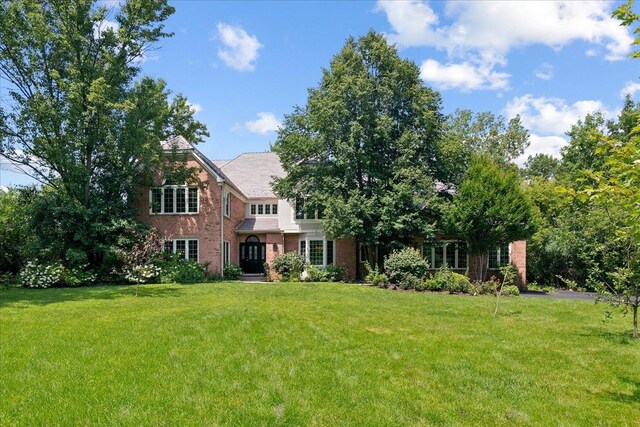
[164,239,199,261]
[223,241,230,265]
[223,191,231,217]
[299,238,335,267]
[151,182,198,214]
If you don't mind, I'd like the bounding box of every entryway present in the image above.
[239,235,266,274]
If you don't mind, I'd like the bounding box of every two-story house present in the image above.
[135,136,527,285]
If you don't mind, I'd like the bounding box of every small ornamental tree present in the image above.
[449,155,535,281]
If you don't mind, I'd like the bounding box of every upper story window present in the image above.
[223,191,231,217]
[294,198,324,220]
[248,203,278,216]
[423,241,468,270]
[151,181,198,214]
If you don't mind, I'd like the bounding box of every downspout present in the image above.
[220,182,225,278]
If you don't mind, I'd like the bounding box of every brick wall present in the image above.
[511,240,527,289]
[132,154,223,274]
[223,189,245,266]
[336,238,357,281]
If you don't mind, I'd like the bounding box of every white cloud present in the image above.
[585,48,598,57]
[216,23,262,72]
[534,63,554,80]
[620,81,640,99]
[378,1,632,60]
[244,112,281,134]
[419,59,509,91]
[186,101,202,114]
[504,94,615,136]
[377,1,634,91]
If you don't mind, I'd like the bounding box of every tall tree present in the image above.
[272,31,443,276]
[0,0,207,269]
[613,0,640,58]
[523,153,561,180]
[448,155,535,281]
[439,109,529,185]
[0,0,207,208]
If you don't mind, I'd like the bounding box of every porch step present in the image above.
[240,274,266,282]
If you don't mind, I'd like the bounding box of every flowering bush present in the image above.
[116,228,165,284]
[125,264,162,284]
[20,262,65,288]
[19,261,97,288]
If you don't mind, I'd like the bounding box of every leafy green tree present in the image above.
[272,31,443,276]
[582,131,640,338]
[0,187,36,273]
[523,154,561,180]
[0,0,207,271]
[439,109,529,185]
[448,155,535,281]
[613,0,640,58]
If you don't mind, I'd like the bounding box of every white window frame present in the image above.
[299,236,335,267]
[293,198,323,221]
[223,191,231,218]
[223,240,230,265]
[247,202,279,217]
[488,243,511,269]
[164,239,199,262]
[423,240,469,270]
[150,183,199,215]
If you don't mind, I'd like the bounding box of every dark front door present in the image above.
[240,236,266,274]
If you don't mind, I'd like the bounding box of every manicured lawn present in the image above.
[1,283,638,426]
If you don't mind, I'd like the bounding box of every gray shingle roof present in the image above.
[219,152,285,198]
[161,135,192,151]
[236,217,280,232]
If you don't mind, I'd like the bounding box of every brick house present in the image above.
[134,136,527,286]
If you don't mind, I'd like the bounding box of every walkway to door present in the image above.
[239,235,266,274]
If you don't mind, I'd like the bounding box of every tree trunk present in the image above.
[634,304,638,339]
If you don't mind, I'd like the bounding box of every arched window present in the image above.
[245,235,260,243]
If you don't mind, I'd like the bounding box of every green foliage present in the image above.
[0,0,207,276]
[0,188,34,273]
[324,264,346,282]
[449,155,535,281]
[159,257,206,284]
[383,247,429,284]
[613,0,640,58]
[223,264,243,280]
[398,274,423,291]
[19,261,96,288]
[271,252,306,282]
[364,263,389,287]
[424,278,442,292]
[272,31,442,263]
[523,154,560,180]
[502,285,520,296]
[439,109,530,185]
[303,266,329,282]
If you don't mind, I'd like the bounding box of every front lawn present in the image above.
[1,283,638,425]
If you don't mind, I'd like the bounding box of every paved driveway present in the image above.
[521,290,597,301]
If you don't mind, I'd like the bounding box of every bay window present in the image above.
[423,241,469,270]
[299,236,335,266]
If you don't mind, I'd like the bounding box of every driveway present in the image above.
[521,290,597,301]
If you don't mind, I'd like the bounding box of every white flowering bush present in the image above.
[124,264,161,284]
[20,261,65,288]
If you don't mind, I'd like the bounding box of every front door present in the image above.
[240,235,266,274]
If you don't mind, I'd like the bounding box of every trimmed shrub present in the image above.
[324,264,346,282]
[304,265,329,282]
[365,262,389,287]
[384,248,429,284]
[424,278,442,291]
[223,264,243,280]
[271,252,306,282]
[432,267,471,294]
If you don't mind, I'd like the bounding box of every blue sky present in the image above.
[1,0,638,188]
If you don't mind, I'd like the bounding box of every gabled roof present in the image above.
[161,135,192,151]
[219,152,285,199]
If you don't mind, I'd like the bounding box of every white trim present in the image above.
[223,240,230,266]
[299,235,334,267]
[165,238,199,262]
[422,240,469,270]
[149,185,199,215]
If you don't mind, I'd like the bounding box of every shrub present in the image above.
[399,274,423,290]
[471,280,498,295]
[324,264,346,282]
[503,285,520,296]
[384,247,429,284]
[223,264,243,280]
[364,262,389,287]
[304,265,329,282]
[432,267,471,294]
[424,278,442,291]
[19,261,96,288]
[271,252,306,281]
[159,257,206,284]
[20,261,65,288]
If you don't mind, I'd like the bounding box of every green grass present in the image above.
[1,283,638,426]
